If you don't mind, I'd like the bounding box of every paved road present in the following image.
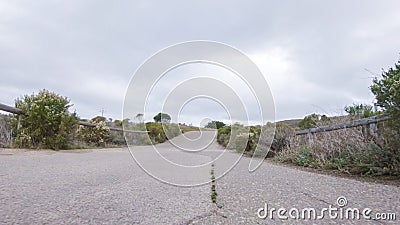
[1,131,399,224]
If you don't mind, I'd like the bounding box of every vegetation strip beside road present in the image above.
[216,60,400,178]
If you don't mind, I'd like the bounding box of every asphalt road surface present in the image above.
[1,131,399,224]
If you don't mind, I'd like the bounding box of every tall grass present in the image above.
[275,117,400,176]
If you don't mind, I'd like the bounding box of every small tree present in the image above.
[13,89,78,149]
[153,112,171,123]
[371,60,400,130]
[344,103,378,118]
[91,116,106,123]
[298,113,331,129]
[205,121,226,129]
[114,119,122,127]
[135,113,144,123]
[298,113,319,129]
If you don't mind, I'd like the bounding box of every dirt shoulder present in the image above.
[266,158,400,187]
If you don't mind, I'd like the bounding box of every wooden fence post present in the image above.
[17,115,21,131]
[369,122,377,136]
[307,131,313,146]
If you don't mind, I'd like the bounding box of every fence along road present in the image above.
[295,114,390,135]
[0,102,144,133]
[2,102,390,135]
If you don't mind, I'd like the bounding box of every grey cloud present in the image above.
[1,0,399,122]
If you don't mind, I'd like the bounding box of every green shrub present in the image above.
[298,114,330,130]
[123,121,178,146]
[13,89,78,149]
[217,126,231,147]
[205,121,226,129]
[371,59,400,132]
[146,122,166,144]
[77,119,110,147]
[153,112,171,123]
[325,154,351,171]
[234,133,249,153]
[353,142,400,176]
[369,59,400,175]
[225,124,248,150]
[298,114,319,129]
[144,122,181,144]
[344,103,379,119]
[294,146,320,168]
[217,122,293,158]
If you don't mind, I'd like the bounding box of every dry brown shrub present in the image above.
[275,116,400,176]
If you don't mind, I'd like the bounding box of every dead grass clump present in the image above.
[275,116,400,176]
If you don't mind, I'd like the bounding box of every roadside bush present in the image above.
[78,119,110,147]
[371,59,400,132]
[123,120,182,146]
[205,121,226,129]
[233,126,260,154]
[234,133,249,153]
[294,146,321,168]
[269,123,294,156]
[299,113,331,130]
[217,124,248,150]
[298,114,318,129]
[146,122,166,144]
[218,122,294,158]
[13,89,78,149]
[145,122,181,144]
[217,125,231,147]
[344,103,380,119]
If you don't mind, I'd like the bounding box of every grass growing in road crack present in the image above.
[210,163,217,204]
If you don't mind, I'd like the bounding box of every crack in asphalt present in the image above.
[301,191,331,205]
[210,163,217,204]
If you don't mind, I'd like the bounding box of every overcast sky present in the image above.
[1,0,400,124]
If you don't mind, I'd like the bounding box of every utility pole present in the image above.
[100,108,105,117]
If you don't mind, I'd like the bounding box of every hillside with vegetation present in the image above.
[216,59,400,177]
[0,90,198,149]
